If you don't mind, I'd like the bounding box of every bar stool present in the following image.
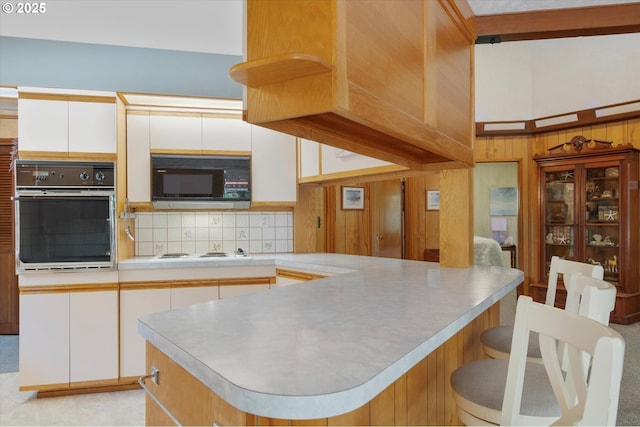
[480,256,604,362]
[450,275,621,426]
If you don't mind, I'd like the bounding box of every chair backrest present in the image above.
[564,273,616,326]
[501,293,624,426]
[545,256,604,306]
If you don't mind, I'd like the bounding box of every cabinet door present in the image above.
[150,114,201,151]
[219,284,269,299]
[542,167,576,276]
[19,293,70,388]
[202,116,252,152]
[171,284,218,309]
[120,288,171,378]
[70,290,118,383]
[127,112,151,203]
[299,138,320,178]
[251,126,297,202]
[68,101,116,153]
[321,143,392,174]
[584,163,620,286]
[18,98,68,152]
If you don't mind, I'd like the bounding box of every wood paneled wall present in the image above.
[404,172,440,261]
[324,184,373,255]
[297,117,640,298]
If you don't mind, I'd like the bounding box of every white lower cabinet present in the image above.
[19,289,118,389]
[170,284,218,309]
[119,287,171,378]
[19,293,70,388]
[69,291,118,384]
[219,284,270,299]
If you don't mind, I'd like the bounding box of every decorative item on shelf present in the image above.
[561,171,574,181]
[547,201,568,222]
[546,226,572,245]
[591,234,603,245]
[601,189,614,198]
[605,255,618,273]
[587,257,602,267]
[598,205,619,221]
[603,236,616,247]
[585,201,598,220]
[546,135,614,155]
[605,167,619,177]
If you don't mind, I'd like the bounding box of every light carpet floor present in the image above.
[0,372,144,426]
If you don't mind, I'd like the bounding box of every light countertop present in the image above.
[137,253,523,420]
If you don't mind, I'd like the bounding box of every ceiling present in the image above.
[0,0,639,55]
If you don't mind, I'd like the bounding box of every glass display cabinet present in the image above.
[533,136,639,324]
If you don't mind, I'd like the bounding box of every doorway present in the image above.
[474,162,519,267]
[372,179,404,259]
[474,161,520,324]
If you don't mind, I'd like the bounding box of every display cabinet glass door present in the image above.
[585,164,620,285]
[543,168,576,275]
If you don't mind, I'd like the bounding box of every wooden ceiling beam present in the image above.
[475,3,640,42]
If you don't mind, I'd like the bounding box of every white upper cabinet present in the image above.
[17,87,116,155]
[202,116,252,152]
[251,125,297,204]
[299,138,320,178]
[126,112,151,203]
[18,98,68,152]
[125,106,296,205]
[148,113,252,153]
[68,101,116,153]
[320,144,392,174]
[149,113,201,151]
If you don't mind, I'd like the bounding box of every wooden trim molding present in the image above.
[19,283,120,295]
[476,100,640,137]
[475,3,640,42]
[276,268,327,281]
[19,92,116,103]
[17,151,117,161]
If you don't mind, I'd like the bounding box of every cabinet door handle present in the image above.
[138,373,182,426]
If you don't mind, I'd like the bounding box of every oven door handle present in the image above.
[15,190,114,197]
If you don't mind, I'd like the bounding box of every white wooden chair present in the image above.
[480,256,604,362]
[450,275,623,426]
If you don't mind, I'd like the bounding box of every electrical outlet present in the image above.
[151,366,160,385]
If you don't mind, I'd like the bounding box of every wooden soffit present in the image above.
[475,3,640,42]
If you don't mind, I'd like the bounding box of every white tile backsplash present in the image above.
[135,211,293,256]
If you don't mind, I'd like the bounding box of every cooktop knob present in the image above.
[79,171,89,181]
[95,171,105,182]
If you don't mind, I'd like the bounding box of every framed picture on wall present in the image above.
[341,186,365,210]
[426,190,440,211]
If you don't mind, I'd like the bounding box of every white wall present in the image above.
[475,33,640,121]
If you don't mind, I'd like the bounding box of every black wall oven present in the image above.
[14,161,116,272]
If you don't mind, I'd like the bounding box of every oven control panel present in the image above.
[15,161,115,188]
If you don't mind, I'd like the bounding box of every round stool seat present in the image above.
[450,359,560,424]
[481,325,542,360]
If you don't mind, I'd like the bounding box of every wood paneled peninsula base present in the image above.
[138,253,523,426]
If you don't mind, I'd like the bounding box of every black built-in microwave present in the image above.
[151,154,251,209]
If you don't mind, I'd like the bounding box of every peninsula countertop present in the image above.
[137,253,523,420]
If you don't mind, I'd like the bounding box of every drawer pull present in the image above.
[139,369,182,427]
